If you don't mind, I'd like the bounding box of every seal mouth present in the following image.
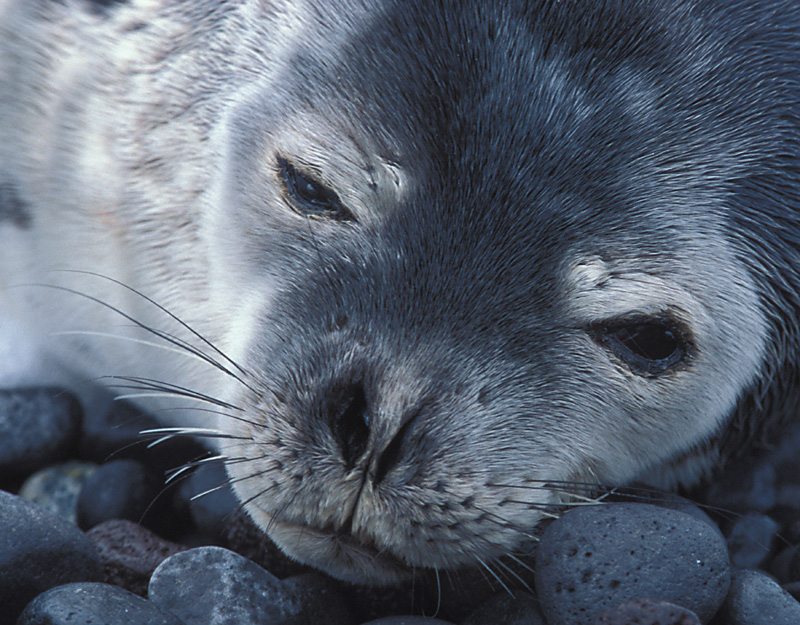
[263,514,415,584]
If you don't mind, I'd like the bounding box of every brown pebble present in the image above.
[87,519,187,596]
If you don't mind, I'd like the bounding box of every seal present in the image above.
[0,0,798,584]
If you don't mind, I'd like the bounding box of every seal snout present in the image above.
[328,381,370,470]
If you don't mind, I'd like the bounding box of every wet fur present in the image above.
[1,0,799,583]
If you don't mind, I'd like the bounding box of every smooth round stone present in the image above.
[0,388,81,478]
[715,569,800,624]
[18,462,98,524]
[461,592,546,625]
[76,459,162,530]
[17,582,184,625]
[149,546,303,625]
[87,519,187,597]
[534,503,730,625]
[0,490,101,625]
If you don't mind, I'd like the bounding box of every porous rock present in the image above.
[534,503,730,625]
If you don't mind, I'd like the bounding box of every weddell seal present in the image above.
[0,0,798,584]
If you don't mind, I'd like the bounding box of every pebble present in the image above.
[18,461,98,524]
[281,573,356,625]
[176,461,240,540]
[0,388,81,480]
[87,519,187,597]
[0,490,102,625]
[360,618,456,625]
[768,544,800,584]
[76,458,162,530]
[595,598,701,624]
[461,592,546,625]
[534,503,730,625]
[148,546,304,624]
[79,397,205,473]
[714,569,800,624]
[702,458,777,513]
[16,581,185,625]
[724,513,779,570]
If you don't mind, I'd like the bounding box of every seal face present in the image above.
[1,0,798,584]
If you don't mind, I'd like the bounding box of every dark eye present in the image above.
[592,317,688,376]
[278,157,354,222]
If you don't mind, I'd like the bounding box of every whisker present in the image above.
[101,375,244,411]
[477,558,514,598]
[493,557,534,595]
[51,269,255,382]
[23,279,259,395]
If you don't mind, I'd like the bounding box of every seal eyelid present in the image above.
[276,156,356,222]
[591,316,690,377]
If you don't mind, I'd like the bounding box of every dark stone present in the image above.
[715,569,800,625]
[76,459,162,530]
[281,573,356,625]
[87,519,187,597]
[176,461,240,540]
[595,597,701,624]
[17,582,184,625]
[0,388,81,479]
[148,546,304,625]
[461,592,546,625]
[78,398,205,474]
[221,506,312,578]
[725,513,780,569]
[534,503,730,625]
[768,544,800,584]
[360,619,456,625]
[702,459,776,514]
[0,490,102,625]
[0,182,31,228]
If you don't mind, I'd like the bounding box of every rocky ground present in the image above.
[2,387,800,624]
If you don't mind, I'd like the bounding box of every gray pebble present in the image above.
[148,545,303,624]
[0,388,80,478]
[0,490,102,625]
[76,459,162,530]
[595,597,700,624]
[176,462,239,539]
[16,582,184,625]
[534,503,730,625]
[359,618,455,625]
[715,569,800,624]
[461,592,546,625]
[725,513,779,570]
[18,461,98,524]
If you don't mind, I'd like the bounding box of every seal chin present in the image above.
[258,513,414,585]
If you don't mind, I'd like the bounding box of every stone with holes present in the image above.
[534,503,730,625]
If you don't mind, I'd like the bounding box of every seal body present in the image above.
[0,0,798,584]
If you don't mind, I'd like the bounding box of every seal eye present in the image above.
[278,157,354,222]
[593,318,687,376]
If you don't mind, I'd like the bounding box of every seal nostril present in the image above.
[332,383,370,469]
[373,407,421,485]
